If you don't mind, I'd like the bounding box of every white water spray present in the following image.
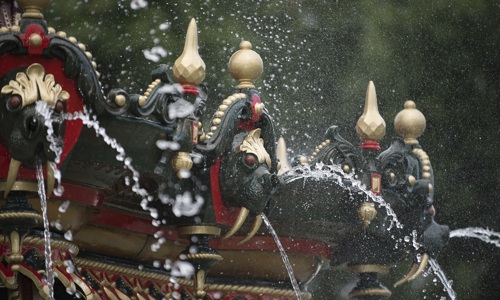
[36,162,55,300]
[261,213,303,300]
[450,227,500,248]
[285,162,402,230]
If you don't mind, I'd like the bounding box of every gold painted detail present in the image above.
[1,63,69,107]
[356,81,386,143]
[308,139,331,162]
[276,137,292,175]
[358,202,377,229]
[173,18,206,86]
[238,129,271,169]
[394,253,430,287]
[228,41,263,89]
[394,100,426,145]
[205,93,247,141]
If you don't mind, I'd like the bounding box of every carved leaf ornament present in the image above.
[1,63,70,107]
[237,128,271,169]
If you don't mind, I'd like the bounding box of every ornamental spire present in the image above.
[173,18,206,88]
[355,81,386,148]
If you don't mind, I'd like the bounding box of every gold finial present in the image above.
[173,18,206,86]
[355,81,386,143]
[228,41,263,89]
[394,100,426,145]
[17,0,52,19]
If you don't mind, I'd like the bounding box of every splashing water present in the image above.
[429,258,457,300]
[36,160,55,300]
[450,227,500,248]
[285,162,402,230]
[261,213,303,300]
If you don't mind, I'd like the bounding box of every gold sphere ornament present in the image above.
[29,33,42,47]
[228,41,263,89]
[394,101,426,145]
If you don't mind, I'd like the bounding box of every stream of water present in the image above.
[261,213,303,300]
[450,227,500,248]
[36,161,55,300]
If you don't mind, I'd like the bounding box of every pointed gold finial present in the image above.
[355,81,386,147]
[17,0,52,19]
[173,18,206,87]
[228,41,263,89]
[394,101,426,145]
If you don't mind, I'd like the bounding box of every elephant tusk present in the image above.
[4,158,22,198]
[408,253,430,281]
[223,207,249,239]
[237,214,263,245]
[46,162,55,198]
[394,262,419,287]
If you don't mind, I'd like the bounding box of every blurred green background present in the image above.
[44,0,499,299]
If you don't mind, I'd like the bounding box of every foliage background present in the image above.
[45,0,499,299]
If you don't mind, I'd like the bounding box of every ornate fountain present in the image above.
[0,1,450,299]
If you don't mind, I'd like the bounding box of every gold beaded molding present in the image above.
[308,139,331,162]
[205,93,247,141]
[412,147,432,180]
[138,78,162,107]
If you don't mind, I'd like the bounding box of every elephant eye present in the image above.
[7,95,22,110]
[244,153,258,167]
[54,100,65,113]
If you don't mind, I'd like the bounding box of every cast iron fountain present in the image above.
[0,1,451,299]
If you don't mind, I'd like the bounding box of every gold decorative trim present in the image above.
[184,253,223,261]
[0,234,79,255]
[74,257,311,299]
[348,264,389,274]
[308,139,331,162]
[412,147,432,180]
[138,78,161,106]
[1,63,69,107]
[177,225,221,237]
[205,93,247,141]
[0,211,42,221]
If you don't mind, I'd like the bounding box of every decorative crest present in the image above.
[1,63,70,107]
[228,41,263,89]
